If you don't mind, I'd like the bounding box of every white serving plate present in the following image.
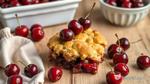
[0,0,81,31]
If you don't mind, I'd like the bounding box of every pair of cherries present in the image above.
[1,63,39,84]
[14,14,44,42]
[106,34,130,84]
[107,34,130,64]
[15,24,44,42]
[59,3,96,42]
[0,0,57,8]
[106,0,145,8]
[106,63,129,84]
[60,17,91,42]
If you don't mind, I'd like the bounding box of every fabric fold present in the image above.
[0,27,45,84]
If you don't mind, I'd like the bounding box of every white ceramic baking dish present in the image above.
[0,0,81,31]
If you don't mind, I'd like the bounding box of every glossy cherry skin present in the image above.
[122,1,132,8]
[32,0,40,4]
[114,63,129,76]
[106,71,123,84]
[48,67,63,82]
[60,29,74,41]
[68,20,83,35]
[132,2,144,8]
[20,0,32,5]
[31,28,44,41]
[82,63,98,74]
[107,44,123,59]
[0,0,5,4]
[113,52,129,64]
[30,24,42,31]
[15,25,29,37]
[5,64,20,77]
[10,1,21,7]
[137,55,150,70]
[106,0,117,6]
[78,17,91,30]
[116,38,130,51]
[131,0,144,8]
[1,3,10,8]
[24,64,39,78]
[7,75,22,84]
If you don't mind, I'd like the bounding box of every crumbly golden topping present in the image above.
[47,28,107,62]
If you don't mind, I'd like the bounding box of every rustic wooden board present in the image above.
[18,0,150,84]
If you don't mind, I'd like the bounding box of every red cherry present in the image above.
[68,20,83,35]
[106,0,117,6]
[20,0,32,5]
[0,0,5,4]
[106,71,123,84]
[31,28,44,41]
[122,1,132,8]
[116,38,130,51]
[31,0,40,4]
[113,52,129,64]
[5,64,20,77]
[48,67,63,82]
[24,64,39,78]
[137,54,150,70]
[60,29,74,41]
[15,25,29,37]
[107,44,124,59]
[78,17,91,30]
[30,24,42,31]
[1,3,10,8]
[132,2,144,8]
[82,63,98,74]
[10,1,21,7]
[114,63,129,76]
[7,75,22,84]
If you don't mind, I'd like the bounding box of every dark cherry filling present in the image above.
[51,55,100,74]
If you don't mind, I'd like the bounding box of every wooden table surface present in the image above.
[34,0,150,84]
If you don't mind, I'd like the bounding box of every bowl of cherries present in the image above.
[99,0,150,26]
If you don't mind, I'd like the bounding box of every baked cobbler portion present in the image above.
[47,28,107,74]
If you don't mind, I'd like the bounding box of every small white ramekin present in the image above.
[99,0,150,26]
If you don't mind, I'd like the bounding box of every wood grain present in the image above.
[32,0,150,84]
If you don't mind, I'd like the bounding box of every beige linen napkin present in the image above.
[0,27,45,84]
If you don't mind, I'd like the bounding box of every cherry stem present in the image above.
[18,60,27,67]
[85,2,96,19]
[115,33,121,47]
[15,14,21,28]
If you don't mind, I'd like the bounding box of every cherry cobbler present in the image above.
[47,28,107,74]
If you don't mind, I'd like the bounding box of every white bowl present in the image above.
[99,0,150,26]
[0,0,81,31]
